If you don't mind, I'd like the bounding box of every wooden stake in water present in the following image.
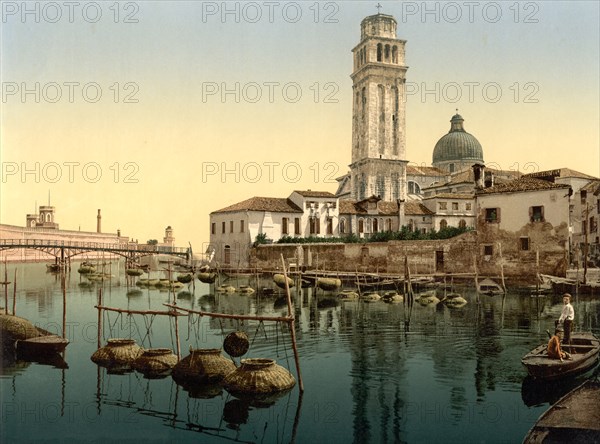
[281,254,304,393]
[12,269,17,316]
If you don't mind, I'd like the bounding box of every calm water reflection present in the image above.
[1,262,599,443]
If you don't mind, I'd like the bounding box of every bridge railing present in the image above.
[0,239,188,255]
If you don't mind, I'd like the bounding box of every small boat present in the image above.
[126,268,144,277]
[381,291,403,303]
[197,272,217,284]
[273,274,294,289]
[477,278,504,295]
[176,273,193,284]
[338,290,359,300]
[15,335,69,355]
[238,285,255,295]
[46,263,62,273]
[523,379,600,443]
[443,293,467,308]
[316,277,342,292]
[521,332,600,380]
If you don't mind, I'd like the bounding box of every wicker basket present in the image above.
[133,348,178,376]
[91,338,143,367]
[223,358,296,395]
[172,348,235,383]
[223,332,249,358]
[0,314,44,342]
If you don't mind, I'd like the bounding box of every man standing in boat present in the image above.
[547,326,571,361]
[558,294,574,343]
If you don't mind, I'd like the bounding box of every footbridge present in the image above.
[0,239,190,263]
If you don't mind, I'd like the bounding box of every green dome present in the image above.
[432,114,484,165]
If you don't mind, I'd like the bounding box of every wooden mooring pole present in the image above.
[281,254,304,392]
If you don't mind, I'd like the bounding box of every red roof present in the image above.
[212,197,303,214]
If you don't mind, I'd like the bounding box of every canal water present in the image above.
[1,262,599,443]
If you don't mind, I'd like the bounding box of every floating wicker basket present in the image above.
[172,348,235,383]
[223,358,296,395]
[197,272,217,284]
[91,338,143,367]
[223,332,249,358]
[133,348,178,376]
[0,314,44,342]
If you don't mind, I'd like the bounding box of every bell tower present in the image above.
[350,12,408,202]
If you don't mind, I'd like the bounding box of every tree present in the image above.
[147,239,158,245]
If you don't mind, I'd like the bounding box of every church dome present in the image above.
[432,114,484,170]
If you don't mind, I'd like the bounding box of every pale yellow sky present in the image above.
[1,1,598,251]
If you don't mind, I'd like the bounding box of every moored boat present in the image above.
[521,332,600,380]
[523,379,600,443]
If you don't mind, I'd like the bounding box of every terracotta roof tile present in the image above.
[406,165,446,176]
[293,190,336,198]
[212,197,303,214]
[524,168,598,180]
[476,177,571,195]
[405,201,435,216]
[422,193,474,200]
[339,199,399,216]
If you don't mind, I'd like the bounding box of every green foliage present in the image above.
[253,232,270,247]
[274,226,471,244]
[146,239,158,245]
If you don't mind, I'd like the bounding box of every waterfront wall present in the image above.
[249,230,567,278]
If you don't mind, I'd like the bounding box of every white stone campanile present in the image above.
[350,13,408,202]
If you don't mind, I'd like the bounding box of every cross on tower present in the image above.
[376,3,382,14]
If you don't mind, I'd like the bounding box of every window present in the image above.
[222,221,226,234]
[240,220,244,233]
[211,223,216,235]
[282,217,289,235]
[439,219,448,230]
[530,206,544,223]
[520,237,530,251]
[309,217,320,235]
[484,245,493,256]
[386,218,392,231]
[439,202,447,210]
[358,219,364,233]
[452,202,459,211]
[326,218,333,235]
[465,203,472,211]
[581,190,587,204]
[340,218,347,234]
[408,181,421,195]
[590,216,597,233]
[485,208,499,223]
[294,218,300,235]
[230,221,234,233]
[449,163,455,173]
[459,219,466,229]
[373,218,378,233]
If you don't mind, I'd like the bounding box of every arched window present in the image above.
[459,219,467,229]
[377,43,382,62]
[373,218,378,233]
[386,218,392,231]
[358,219,364,233]
[392,46,398,63]
[340,218,347,234]
[408,181,421,195]
[384,44,390,61]
[440,219,448,230]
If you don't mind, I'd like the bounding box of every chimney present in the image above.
[472,164,485,190]
[484,171,494,188]
[97,209,101,233]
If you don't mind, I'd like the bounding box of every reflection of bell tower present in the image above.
[350,12,408,202]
